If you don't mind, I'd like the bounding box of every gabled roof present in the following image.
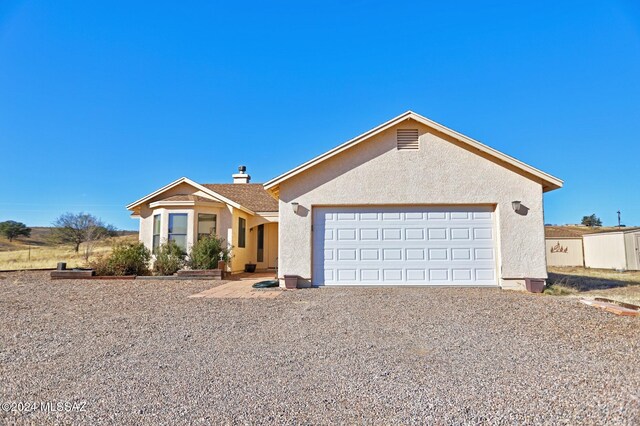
[126,177,254,214]
[202,184,278,212]
[264,111,563,195]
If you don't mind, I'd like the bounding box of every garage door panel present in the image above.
[336,212,356,221]
[360,228,379,240]
[473,228,493,240]
[406,248,426,260]
[405,228,425,240]
[360,248,379,260]
[406,269,426,281]
[382,248,403,261]
[427,212,447,220]
[428,269,449,281]
[383,269,403,281]
[428,228,448,240]
[450,229,471,240]
[428,248,449,260]
[382,228,402,240]
[450,212,470,220]
[313,206,497,286]
[474,248,495,260]
[452,269,473,281]
[360,269,380,281]
[451,248,472,260]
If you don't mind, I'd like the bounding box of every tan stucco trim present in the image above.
[126,177,255,215]
[148,200,226,208]
[264,111,563,194]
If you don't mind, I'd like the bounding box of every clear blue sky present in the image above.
[1,1,639,230]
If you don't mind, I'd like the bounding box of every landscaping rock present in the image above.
[1,271,638,424]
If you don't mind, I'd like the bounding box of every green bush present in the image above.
[153,241,186,276]
[88,255,114,276]
[89,242,151,276]
[187,235,231,270]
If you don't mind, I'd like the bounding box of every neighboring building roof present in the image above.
[202,184,279,212]
[545,226,640,238]
[583,227,640,236]
[264,111,563,196]
[545,226,596,239]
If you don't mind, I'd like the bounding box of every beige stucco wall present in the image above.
[583,233,627,270]
[545,238,584,267]
[134,181,279,273]
[136,183,234,259]
[276,119,548,287]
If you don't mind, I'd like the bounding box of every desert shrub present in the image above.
[153,241,186,276]
[88,255,114,276]
[187,235,231,270]
[89,242,151,276]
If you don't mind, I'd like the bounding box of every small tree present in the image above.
[0,220,31,242]
[50,212,115,259]
[187,235,231,270]
[581,214,602,228]
[153,240,186,275]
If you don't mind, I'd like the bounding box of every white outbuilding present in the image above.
[583,228,640,271]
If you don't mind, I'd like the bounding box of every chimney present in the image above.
[233,165,251,184]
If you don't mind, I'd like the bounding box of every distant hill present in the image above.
[0,226,137,252]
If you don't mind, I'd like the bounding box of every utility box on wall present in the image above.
[525,278,545,293]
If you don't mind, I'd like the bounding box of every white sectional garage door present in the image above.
[312,206,497,286]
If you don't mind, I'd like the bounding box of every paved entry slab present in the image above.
[189,278,282,299]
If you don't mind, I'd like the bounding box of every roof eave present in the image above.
[263,111,564,194]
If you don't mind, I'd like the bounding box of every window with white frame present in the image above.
[152,214,161,254]
[198,213,217,240]
[168,213,188,251]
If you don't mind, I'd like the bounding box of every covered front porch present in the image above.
[230,213,278,273]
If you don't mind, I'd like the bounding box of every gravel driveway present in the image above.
[1,272,638,424]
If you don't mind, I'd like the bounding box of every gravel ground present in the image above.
[1,271,639,425]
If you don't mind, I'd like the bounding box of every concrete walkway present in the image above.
[189,274,282,299]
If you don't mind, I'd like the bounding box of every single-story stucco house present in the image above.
[583,227,640,271]
[126,172,279,273]
[128,111,563,290]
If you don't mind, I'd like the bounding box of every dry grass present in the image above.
[547,266,640,305]
[0,234,138,271]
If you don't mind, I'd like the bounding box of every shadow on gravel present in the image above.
[548,272,636,291]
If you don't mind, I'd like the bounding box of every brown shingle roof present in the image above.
[202,184,278,212]
[545,226,596,238]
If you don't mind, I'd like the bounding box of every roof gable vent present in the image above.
[397,129,419,150]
